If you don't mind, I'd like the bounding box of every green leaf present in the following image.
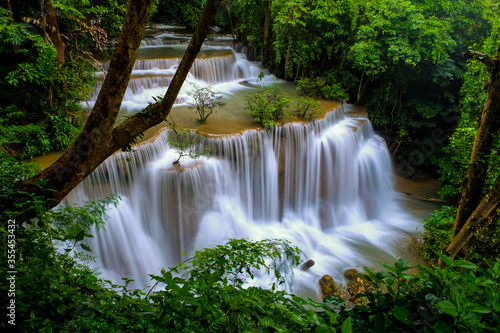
[392,306,411,324]
[462,302,491,314]
[434,300,459,317]
[434,251,453,268]
[394,259,413,273]
[450,260,478,270]
[80,244,92,252]
[341,317,352,333]
[289,313,307,326]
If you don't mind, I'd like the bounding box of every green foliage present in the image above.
[321,83,350,102]
[247,83,291,129]
[296,77,349,103]
[0,158,52,222]
[0,191,123,331]
[423,206,500,266]
[0,7,96,159]
[439,126,478,198]
[223,0,496,173]
[167,128,212,165]
[296,77,327,98]
[438,19,500,198]
[339,257,500,332]
[187,84,226,125]
[294,96,320,119]
[422,206,457,264]
[53,0,128,39]
[151,0,202,31]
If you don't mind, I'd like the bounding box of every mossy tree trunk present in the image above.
[440,48,500,266]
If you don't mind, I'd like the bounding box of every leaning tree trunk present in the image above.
[15,0,221,212]
[441,48,500,265]
[440,177,500,266]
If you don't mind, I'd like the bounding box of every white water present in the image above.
[71,32,420,300]
[88,43,272,113]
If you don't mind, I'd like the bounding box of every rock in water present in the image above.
[300,259,315,271]
[318,275,350,301]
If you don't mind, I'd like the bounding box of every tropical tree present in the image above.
[438,45,500,265]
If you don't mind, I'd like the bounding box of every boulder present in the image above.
[344,268,373,303]
[319,275,350,301]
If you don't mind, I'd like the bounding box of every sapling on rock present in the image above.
[167,128,212,165]
[188,84,226,124]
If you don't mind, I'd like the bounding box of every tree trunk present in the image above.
[356,72,367,104]
[5,0,13,19]
[43,0,66,64]
[263,0,271,57]
[284,38,291,80]
[449,50,500,243]
[15,0,221,212]
[440,178,500,267]
[441,48,500,264]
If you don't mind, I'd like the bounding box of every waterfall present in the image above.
[67,107,419,298]
[72,31,420,300]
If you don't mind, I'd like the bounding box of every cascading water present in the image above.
[69,30,421,300]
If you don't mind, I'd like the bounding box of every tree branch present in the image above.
[463,49,495,68]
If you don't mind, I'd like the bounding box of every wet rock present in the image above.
[344,268,373,303]
[319,275,350,301]
[300,259,315,271]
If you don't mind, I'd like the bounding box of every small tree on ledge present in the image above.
[188,84,226,125]
[167,128,212,166]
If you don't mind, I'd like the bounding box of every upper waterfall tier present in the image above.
[87,45,268,109]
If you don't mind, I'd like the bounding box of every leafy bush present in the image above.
[340,256,500,332]
[247,84,291,129]
[321,83,350,102]
[0,7,94,159]
[294,96,320,119]
[296,77,349,102]
[422,206,457,265]
[296,77,327,98]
